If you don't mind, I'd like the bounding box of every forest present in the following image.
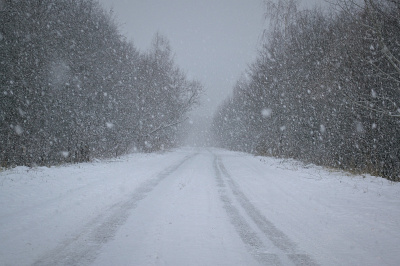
[1,0,399,181]
[212,0,400,181]
[0,0,201,166]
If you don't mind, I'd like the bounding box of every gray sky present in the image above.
[98,0,323,117]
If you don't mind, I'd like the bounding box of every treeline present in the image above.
[212,0,399,181]
[0,0,201,166]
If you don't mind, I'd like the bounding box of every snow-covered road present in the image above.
[1,148,399,265]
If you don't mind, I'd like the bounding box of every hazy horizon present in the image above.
[98,0,325,118]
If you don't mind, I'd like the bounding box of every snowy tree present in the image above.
[134,33,201,152]
[0,0,202,166]
[212,0,399,180]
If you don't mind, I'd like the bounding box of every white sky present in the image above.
[98,0,324,117]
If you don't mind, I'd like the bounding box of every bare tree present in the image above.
[333,0,400,117]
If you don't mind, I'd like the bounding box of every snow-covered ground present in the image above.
[0,147,399,265]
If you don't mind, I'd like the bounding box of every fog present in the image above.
[97,0,326,146]
[98,0,324,118]
[97,0,255,116]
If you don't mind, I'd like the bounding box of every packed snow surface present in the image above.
[0,147,399,265]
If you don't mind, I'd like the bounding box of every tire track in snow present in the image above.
[213,156,282,265]
[214,154,318,266]
[33,153,198,266]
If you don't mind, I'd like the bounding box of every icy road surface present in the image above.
[1,148,399,265]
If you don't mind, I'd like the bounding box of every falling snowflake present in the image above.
[14,125,24,135]
[320,124,326,133]
[261,108,272,118]
[18,107,25,116]
[355,121,365,133]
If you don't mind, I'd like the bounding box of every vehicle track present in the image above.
[33,153,197,266]
[213,154,318,266]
